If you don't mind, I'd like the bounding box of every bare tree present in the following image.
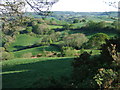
[25,0,59,15]
[0,0,59,16]
[0,0,59,35]
[103,0,119,9]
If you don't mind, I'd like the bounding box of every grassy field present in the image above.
[2,57,73,88]
[13,45,61,58]
[72,22,86,28]
[83,49,101,55]
[49,25,63,29]
[7,34,40,51]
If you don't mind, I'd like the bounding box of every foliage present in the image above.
[71,51,99,88]
[100,37,120,63]
[41,32,61,44]
[71,37,120,88]
[63,33,88,49]
[85,33,109,49]
[1,51,14,60]
[33,23,50,35]
[93,68,118,88]
[86,21,106,32]
[1,6,120,88]
[61,46,76,57]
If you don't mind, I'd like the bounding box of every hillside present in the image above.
[2,57,73,88]
[1,11,120,88]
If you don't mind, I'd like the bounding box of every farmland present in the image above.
[1,11,120,88]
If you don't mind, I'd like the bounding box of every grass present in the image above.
[72,22,86,28]
[49,25,63,29]
[84,49,101,55]
[7,34,40,51]
[13,45,61,58]
[2,57,73,88]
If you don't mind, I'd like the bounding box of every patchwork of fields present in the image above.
[1,11,119,88]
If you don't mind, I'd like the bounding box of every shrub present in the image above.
[100,37,120,66]
[22,53,33,58]
[1,51,14,60]
[93,68,118,88]
[69,36,120,88]
[61,46,76,57]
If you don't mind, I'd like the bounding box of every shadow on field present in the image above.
[13,44,61,52]
[2,57,73,88]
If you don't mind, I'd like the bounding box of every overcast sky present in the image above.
[51,0,119,12]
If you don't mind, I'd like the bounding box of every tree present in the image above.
[73,19,79,23]
[85,33,109,49]
[24,0,59,15]
[0,0,59,16]
[63,33,88,49]
[33,23,50,35]
[86,21,106,31]
[112,21,120,32]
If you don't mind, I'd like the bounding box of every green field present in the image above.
[49,25,63,29]
[13,45,61,58]
[2,57,73,88]
[2,11,119,88]
[7,34,40,51]
[84,49,101,55]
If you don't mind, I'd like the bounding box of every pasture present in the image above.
[2,57,73,88]
[13,45,61,58]
[7,34,40,51]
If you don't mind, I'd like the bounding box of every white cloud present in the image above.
[51,0,118,12]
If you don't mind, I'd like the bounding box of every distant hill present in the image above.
[25,11,118,18]
[24,11,118,23]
